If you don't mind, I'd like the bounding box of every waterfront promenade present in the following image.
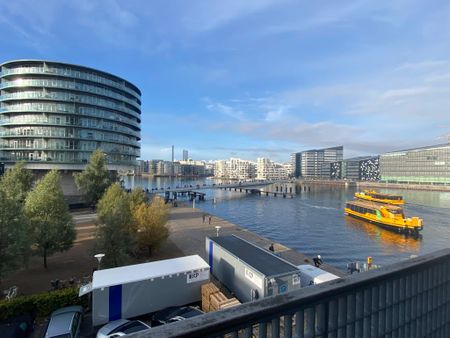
[1,203,343,296]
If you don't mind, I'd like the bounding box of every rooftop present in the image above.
[209,235,299,276]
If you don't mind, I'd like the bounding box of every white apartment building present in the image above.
[229,158,256,180]
[256,158,289,180]
[214,158,256,180]
[214,160,229,178]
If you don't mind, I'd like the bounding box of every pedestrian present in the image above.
[269,243,275,252]
[313,255,323,267]
[208,216,212,224]
[202,214,206,223]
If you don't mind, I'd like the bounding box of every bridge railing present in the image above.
[129,248,449,338]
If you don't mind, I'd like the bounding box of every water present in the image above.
[124,176,450,271]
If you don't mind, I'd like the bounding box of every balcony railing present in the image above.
[130,248,450,338]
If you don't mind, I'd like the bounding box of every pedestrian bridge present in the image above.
[130,248,450,337]
[150,180,293,194]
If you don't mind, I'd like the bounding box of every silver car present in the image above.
[96,319,151,338]
[44,305,83,338]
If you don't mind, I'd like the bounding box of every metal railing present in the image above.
[130,248,450,338]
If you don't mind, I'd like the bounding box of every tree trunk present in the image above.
[44,248,47,268]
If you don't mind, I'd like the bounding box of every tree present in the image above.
[134,196,170,257]
[25,170,75,268]
[0,161,34,203]
[95,184,136,268]
[0,189,29,284]
[73,150,113,206]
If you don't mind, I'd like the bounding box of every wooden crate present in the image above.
[201,282,220,312]
[218,297,241,310]
[210,291,229,311]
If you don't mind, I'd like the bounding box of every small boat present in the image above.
[355,190,404,205]
[344,200,423,234]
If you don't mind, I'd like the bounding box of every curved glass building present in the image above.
[0,60,141,172]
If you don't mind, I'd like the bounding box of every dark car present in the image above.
[0,315,34,338]
[151,306,204,327]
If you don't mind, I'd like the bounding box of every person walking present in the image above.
[202,214,206,223]
[208,216,212,224]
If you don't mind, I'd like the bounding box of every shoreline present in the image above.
[166,203,344,277]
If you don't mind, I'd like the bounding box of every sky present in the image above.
[1,0,450,162]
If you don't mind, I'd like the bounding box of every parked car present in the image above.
[151,306,204,327]
[96,319,151,338]
[0,314,34,338]
[43,305,83,338]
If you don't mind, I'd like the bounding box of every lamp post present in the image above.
[94,253,105,270]
[215,225,221,237]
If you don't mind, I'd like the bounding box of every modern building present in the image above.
[329,156,380,181]
[214,160,229,179]
[229,158,256,180]
[291,146,343,178]
[214,158,256,180]
[0,60,141,193]
[380,143,450,185]
[290,152,301,178]
[182,149,188,161]
[256,157,289,180]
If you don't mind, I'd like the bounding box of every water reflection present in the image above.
[344,216,422,253]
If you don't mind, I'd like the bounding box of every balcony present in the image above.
[130,248,450,338]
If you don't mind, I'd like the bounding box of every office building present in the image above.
[380,144,450,185]
[182,149,188,161]
[291,146,343,178]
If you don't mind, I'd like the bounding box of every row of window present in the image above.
[1,90,140,118]
[0,114,139,137]
[1,78,140,107]
[1,102,140,127]
[2,150,136,164]
[1,140,139,156]
[1,65,139,98]
[0,128,138,146]
[346,203,377,215]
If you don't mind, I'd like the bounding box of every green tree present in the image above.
[25,170,75,268]
[0,162,34,203]
[73,150,113,206]
[134,196,170,257]
[0,189,29,284]
[95,184,136,268]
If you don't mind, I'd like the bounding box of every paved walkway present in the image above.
[166,204,344,277]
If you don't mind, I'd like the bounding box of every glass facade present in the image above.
[0,60,141,168]
[380,144,450,185]
[293,146,343,178]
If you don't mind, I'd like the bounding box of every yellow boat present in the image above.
[344,200,423,234]
[355,190,404,205]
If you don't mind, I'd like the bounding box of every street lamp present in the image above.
[215,226,222,237]
[94,253,105,270]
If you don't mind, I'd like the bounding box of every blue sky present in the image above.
[1,0,450,162]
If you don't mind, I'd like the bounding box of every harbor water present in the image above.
[124,176,450,271]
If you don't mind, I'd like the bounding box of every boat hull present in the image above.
[344,209,422,234]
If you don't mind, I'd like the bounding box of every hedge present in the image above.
[0,287,88,321]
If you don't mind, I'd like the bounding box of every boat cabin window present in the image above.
[347,204,376,215]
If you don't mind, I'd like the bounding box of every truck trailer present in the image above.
[79,255,209,326]
[296,264,340,286]
[206,235,301,303]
